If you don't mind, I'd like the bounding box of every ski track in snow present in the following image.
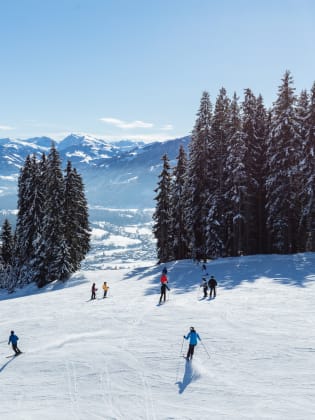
[65,360,80,419]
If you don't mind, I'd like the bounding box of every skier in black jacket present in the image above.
[91,283,97,300]
[208,276,217,298]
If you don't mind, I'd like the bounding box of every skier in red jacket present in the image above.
[159,273,170,304]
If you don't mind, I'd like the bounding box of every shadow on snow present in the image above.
[0,356,16,373]
[176,360,200,394]
[0,274,89,302]
[124,253,315,296]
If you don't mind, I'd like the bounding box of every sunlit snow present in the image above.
[1,249,315,420]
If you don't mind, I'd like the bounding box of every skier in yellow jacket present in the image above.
[102,281,109,298]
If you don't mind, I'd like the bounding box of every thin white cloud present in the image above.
[0,124,14,130]
[100,117,154,129]
[160,124,174,131]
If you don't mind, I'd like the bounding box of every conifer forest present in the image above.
[153,71,315,262]
[0,144,90,290]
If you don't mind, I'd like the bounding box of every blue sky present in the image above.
[0,0,314,142]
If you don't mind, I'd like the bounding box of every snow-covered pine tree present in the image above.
[224,93,247,256]
[301,83,315,250]
[187,91,213,260]
[205,88,230,257]
[295,89,310,250]
[0,219,14,267]
[13,154,45,286]
[241,88,260,254]
[210,88,231,196]
[265,71,302,253]
[153,154,173,263]
[171,145,190,260]
[63,161,91,273]
[14,155,33,268]
[254,95,268,254]
[36,143,67,286]
[0,218,14,288]
[0,219,13,290]
[296,90,309,146]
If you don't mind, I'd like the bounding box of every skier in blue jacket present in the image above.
[8,331,22,355]
[184,327,201,360]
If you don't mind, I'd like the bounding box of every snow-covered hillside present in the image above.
[1,250,315,420]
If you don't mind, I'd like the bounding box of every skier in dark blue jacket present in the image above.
[8,331,22,355]
[184,327,201,360]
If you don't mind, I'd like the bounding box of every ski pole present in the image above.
[175,337,185,383]
[179,336,184,357]
[201,341,211,359]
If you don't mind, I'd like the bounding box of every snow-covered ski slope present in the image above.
[1,253,315,420]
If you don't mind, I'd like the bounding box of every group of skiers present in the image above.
[91,281,109,300]
[158,263,217,360]
[200,275,217,299]
[159,266,218,303]
[5,265,209,362]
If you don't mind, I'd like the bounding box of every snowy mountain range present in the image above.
[0,134,190,210]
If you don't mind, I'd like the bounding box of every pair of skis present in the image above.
[6,352,23,358]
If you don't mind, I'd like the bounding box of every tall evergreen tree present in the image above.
[211,87,232,195]
[254,95,268,253]
[265,71,302,253]
[187,91,213,260]
[64,161,91,273]
[171,145,190,260]
[296,89,310,250]
[241,88,259,253]
[13,155,45,286]
[206,88,231,257]
[224,93,247,256]
[36,144,66,286]
[14,155,34,268]
[302,83,315,250]
[153,154,173,263]
[0,219,14,267]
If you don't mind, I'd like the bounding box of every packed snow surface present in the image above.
[1,253,315,420]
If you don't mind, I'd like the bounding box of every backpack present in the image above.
[208,278,217,288]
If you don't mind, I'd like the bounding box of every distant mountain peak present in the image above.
[0,134,190,208]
